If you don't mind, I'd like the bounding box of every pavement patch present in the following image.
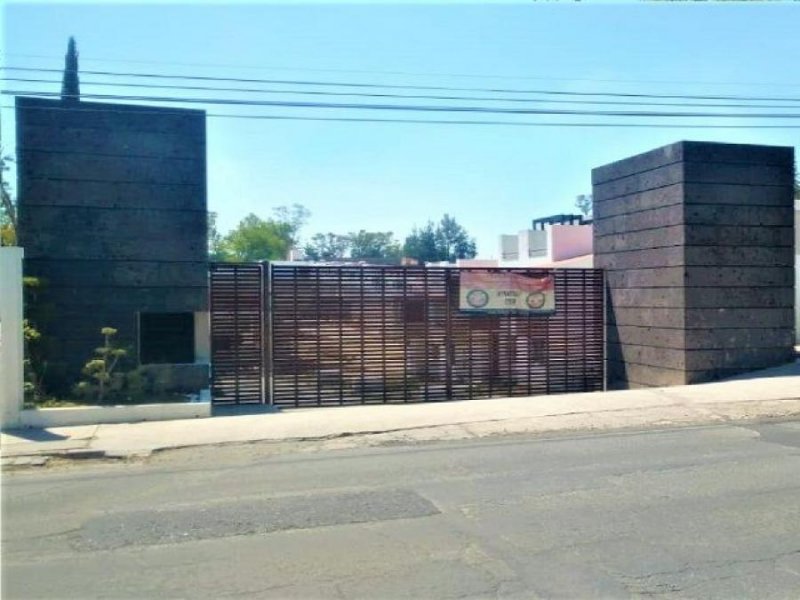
[76,489,440,550]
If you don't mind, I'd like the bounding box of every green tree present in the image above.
[61,36,80,102]
[304,232,351,261]
[403,222,441,263]
[0,149,17,246]
[207,211,230,261]
[272,203,311,248]
[22,276,57,402]
[224,213,292,261]
[403,215,477,263]
[348,230,402,262]
[575,194,592,218]
[435,214,476,263]
[74,327,128,404]
[219,204,310,262]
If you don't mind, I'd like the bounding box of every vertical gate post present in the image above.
[445,269,453,400]
[264,261,273,405]
[603,269,608,391]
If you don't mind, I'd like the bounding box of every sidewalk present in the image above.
[2,360,799,466]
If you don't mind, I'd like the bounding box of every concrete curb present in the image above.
[3,357,798,466]
[1,448,108,468]
[7,396,796,466]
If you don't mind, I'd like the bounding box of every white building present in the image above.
[466,213,593,269]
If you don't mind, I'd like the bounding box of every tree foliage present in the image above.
[303,230,402,262]
[575,194,592,218]
[207,211,229,261]
[435,214,477,263]
[224,214,292,261]
[211,204,310,262]
[403,222,439,263]
[303,233,351,261]
[22,276,56,403]
[403,214,477,263]
[72,328,179,405]
[0,149,17,246]
[272,203,310,248]
[348,230,402,262]
[74,327,128,404]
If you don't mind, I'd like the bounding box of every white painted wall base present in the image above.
[19,401,211,429]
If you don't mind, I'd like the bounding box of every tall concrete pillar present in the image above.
[0,247,25,428]
[593,141,795,387]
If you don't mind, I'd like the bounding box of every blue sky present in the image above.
[2,2,798,257]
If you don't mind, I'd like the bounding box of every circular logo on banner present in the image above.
[466,289,490,308]
[526,291,546,309]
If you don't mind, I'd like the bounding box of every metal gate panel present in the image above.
[268,265,604,408]
[209,263,265,404]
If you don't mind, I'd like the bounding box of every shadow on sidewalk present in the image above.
[1,428,69,442]
[721,358,800,382]
[211,405,283,418]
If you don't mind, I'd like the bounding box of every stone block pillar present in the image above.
[593,141,795,387]
[0,247,25,428]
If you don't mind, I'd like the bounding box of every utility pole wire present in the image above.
[5,52,800,89]
[5,90,800,119]
[4,103,800,129]
[2,66,799,103]
[5,77,800,109]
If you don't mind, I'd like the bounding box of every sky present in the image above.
[2,1,799,258]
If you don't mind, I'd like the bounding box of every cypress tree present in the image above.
[61,36,80,102]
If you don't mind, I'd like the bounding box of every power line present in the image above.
[4,52,800,89]
[3,66,800,103]
[5,89,800,119]
[3,102,800,129]
[5,77,800,110]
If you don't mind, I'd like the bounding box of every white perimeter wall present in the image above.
[0,247,24,428]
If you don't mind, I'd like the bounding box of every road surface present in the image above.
[3,421,800,598]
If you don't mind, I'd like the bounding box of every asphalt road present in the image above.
[3,421,800,599]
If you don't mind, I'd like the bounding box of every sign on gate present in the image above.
[459,271,555,313]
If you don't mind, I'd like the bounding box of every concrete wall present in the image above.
[593,141,795,387]
[16,97,208,390]
[0,247,24,428]
[20,401,210,428]
[550,224,593,262]
[519,229,548,259]
[500,234,518,260]
[496,225,592,268]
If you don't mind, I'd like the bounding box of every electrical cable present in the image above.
[3,66,799,103]
[5,77,800,109]
[3,102,799,129]
[4,52,800,89]
[4,89,800,119]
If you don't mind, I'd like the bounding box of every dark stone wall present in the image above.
[16,97,208,389]
[593,141,795,387]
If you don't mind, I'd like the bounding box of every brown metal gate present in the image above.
[210,263,605,406]
[209,263,265,404]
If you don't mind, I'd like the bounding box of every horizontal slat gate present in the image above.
[209,263,265,404]
[269,266,604,408]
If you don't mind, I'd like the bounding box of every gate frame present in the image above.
[210,262,607,406]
